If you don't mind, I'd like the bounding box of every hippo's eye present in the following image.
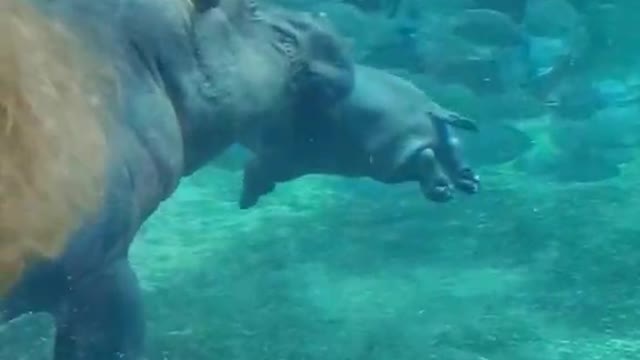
[281,42,295,57]
[247,0,258,16]
[269,23,300,61]
[192,0,220,13]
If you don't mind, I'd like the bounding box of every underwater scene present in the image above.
[2,0,640,359]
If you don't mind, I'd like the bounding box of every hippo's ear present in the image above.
[301,25,355,104]
[427,105,479,133]
[264,9,355,106]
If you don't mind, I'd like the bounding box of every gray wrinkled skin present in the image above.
[1,1,478,359]
[239,64,480,208]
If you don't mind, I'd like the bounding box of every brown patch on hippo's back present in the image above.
[0,1,111,294]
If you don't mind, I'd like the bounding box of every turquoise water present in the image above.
[3,0,640,359]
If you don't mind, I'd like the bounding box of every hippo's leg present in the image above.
[53,259,144,360]
[430,113,480,195]
[240,157,277,209]
[239,152,302,209]
[1,262,68,322]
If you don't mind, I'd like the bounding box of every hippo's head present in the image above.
[183,1,479,208]
[189,0,354,114]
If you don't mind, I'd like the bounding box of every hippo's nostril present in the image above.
[192,0,220,13]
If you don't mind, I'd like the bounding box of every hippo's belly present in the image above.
[0,157,140,320]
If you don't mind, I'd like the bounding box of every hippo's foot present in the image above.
[415,148,455,202]
[432,149,480,198]
[411,143,479,201]
[454,166,480,194]
[53,260,144,360]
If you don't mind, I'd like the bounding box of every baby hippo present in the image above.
[239,65,480,208]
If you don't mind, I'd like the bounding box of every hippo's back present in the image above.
[3,0,187,321]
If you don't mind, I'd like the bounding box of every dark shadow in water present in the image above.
[469,0,527,23]
[460,123,534,166]
[552,153,622,183]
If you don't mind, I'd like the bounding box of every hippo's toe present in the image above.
[415,148,455,202]
[454,167,480,194]
[423,177,455,203]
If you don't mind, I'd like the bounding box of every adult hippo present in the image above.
[1,0,479,359]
